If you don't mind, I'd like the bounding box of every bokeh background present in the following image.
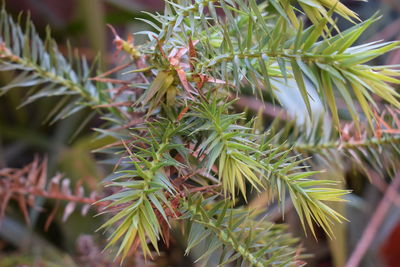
[0,0,399,266]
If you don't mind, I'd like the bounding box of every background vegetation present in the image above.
[0,0,399,266]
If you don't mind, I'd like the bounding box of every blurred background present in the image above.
[0,0,399,266]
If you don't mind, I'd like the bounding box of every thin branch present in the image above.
[346,173,400,267]
[292,135,400,153]
[0,43,97,102]
[234,95,289,119]
[0,157,105,227]
[12,188,101,206]
[367,169,400,207]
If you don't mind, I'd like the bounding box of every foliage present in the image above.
[180,195,301,266]
[0,156,98,230]
[0,0,399,266]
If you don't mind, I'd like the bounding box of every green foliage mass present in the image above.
[0,0,399,265]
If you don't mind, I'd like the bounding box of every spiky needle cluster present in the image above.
[0,0,399,265]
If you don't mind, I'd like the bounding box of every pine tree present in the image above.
[0,0,399,265]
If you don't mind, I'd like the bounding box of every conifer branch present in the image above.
[0,0,399,265]
[181,195,300,266]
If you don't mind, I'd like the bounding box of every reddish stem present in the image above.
[346,174,400,267]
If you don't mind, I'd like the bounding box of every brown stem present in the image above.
[346,173,400,267]
[13,188,106,206]
[367,169,400,207]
